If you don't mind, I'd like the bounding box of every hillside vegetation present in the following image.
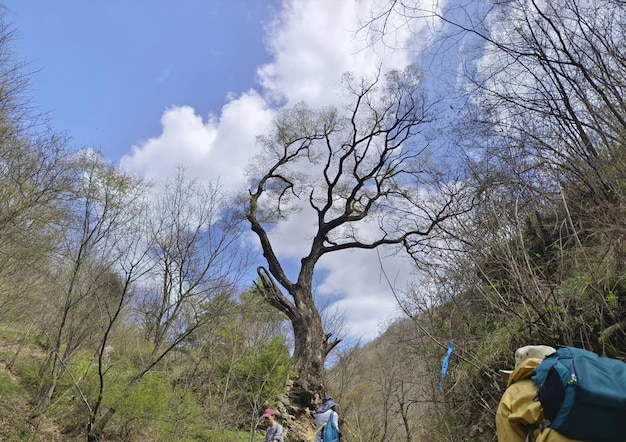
[325,1,626,440]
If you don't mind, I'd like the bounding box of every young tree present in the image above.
[0,9,75,323]
[85,171,250,441]
[246,67,472,408]
[172,284,291,440]
[32,151,143,416]
[134,171,248,376]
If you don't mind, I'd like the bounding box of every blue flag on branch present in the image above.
[439,341,454,391]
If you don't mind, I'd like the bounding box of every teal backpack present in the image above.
[322,411,340,442]
[531,347,626,442]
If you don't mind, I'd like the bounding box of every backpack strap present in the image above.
[311,423,324,441]
[525,422,549,442]
[312,411,333,441]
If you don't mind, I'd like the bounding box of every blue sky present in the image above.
[5,0,278,159]
[5,0,457,343]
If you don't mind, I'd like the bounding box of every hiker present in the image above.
[496,345,581,442]
[315,396,340,442]
[262,408,284,442]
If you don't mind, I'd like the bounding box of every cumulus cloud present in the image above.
[120,90,273,191]
[258,0,417,106]
[317,248,410,342]
[120,106,216,179]
[119,0,443,343]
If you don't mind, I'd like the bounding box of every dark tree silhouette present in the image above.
[246,67,472,410]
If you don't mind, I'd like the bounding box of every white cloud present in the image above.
[120,106,215,179]
[119,0,443,343]
[258,0,417,106]
[317,248,410,342]
[120,90,273,191]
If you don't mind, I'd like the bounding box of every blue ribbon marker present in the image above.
[439,341,454,391]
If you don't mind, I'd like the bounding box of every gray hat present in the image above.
[498,345,556,379]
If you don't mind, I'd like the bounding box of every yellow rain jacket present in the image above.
[495,358,583,442]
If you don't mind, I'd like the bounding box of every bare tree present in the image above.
[449,0,626,349]
[133,171,248,377]
[86,171,250,441]
[362,2,626,438]
[0,8,75,323]
[367,0,626,201]
[246,67,472,409]
[85,199,151,442]
[32,151,144,416]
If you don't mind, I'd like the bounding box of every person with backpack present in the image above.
[315,396,340,442]
[496,345,581,442]
[531,346,626,442]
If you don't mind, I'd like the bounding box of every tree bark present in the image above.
[257,267,338,409]
[87,407,115,442]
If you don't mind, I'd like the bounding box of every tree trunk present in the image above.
[289,299,327,407]
[87,407,116,442]
[257,267,338,411]
[31,354,63,415]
